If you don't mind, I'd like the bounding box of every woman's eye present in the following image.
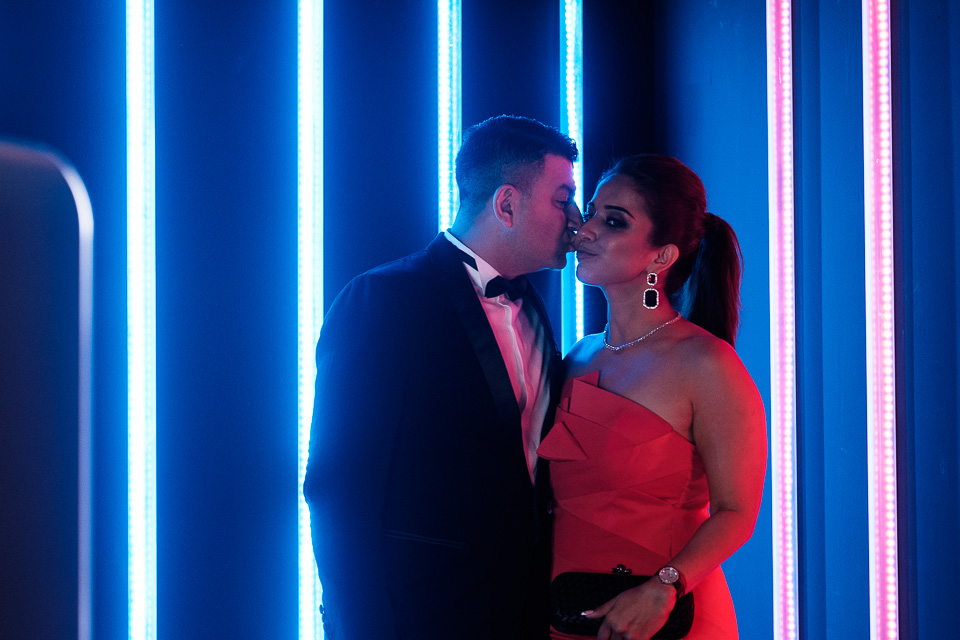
[605,216,626,228]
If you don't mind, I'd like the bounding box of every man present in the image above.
[303,115,580,639]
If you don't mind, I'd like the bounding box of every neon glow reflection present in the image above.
[126,1,157,638]
[63,158,95,640]
[766,1,798,639]
[862,1,899,638]
[438,0,461,231]
[298,0,324,638]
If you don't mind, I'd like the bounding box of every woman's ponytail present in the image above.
[678,213,743,346]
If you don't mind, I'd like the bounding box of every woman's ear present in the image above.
[648,244,679,272]
[492,184,519,228]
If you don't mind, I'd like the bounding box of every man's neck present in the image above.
[449,223,520,278]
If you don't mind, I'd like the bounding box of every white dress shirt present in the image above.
[444,231,551,483]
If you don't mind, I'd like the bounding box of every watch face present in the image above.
[659,566,679,584]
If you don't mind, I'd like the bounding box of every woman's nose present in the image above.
[576,214,596,241]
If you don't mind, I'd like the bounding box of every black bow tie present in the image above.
[449,242,527,301]
[484,275,528,301]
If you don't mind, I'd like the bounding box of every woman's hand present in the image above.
[584,580,677,640]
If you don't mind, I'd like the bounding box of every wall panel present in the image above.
[898,2,960,638]
[322,0,437,309]
[154,1,299,637]
[797,2,872,638]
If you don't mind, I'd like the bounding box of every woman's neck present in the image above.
[603,286,678,345]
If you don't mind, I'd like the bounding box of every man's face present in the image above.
[513,153,580,271]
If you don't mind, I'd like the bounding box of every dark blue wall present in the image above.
[323,0,437,301]
[796,2,872,638]
[898,1,960,637]
[154,2,299,638]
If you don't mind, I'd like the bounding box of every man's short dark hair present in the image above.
[455,115,579,216]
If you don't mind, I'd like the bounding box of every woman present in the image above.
[538,155,767,640]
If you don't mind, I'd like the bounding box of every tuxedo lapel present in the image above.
[427,235,521,430]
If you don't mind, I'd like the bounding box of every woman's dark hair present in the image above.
[601,154,743,346]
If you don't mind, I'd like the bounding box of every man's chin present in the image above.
[545,254,568,271]
[531,251,572,272]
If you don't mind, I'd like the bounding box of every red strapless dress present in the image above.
[538,372,738,639]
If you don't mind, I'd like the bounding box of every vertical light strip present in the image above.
[438,0,461,231]
[559,0,584,352]
[126,1,156,638]
[298,1,324,638]
[862,1,899,638]
[766,2,798,639]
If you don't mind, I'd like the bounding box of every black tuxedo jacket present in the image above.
[303,234,562,640]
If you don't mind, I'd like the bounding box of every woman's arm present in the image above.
[668,336,768,588]
[588,336,768,640]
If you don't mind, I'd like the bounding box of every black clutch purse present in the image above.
[549,566,694,638]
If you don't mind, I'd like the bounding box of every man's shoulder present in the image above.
[365,245,433,278]
[346,245,435,291]
[331,240,453,308]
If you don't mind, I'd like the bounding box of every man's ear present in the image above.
[648,244,680,272]
[492,184,519,228]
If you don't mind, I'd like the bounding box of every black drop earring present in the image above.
[643,272,659,309]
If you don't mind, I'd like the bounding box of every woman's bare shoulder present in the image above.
[672,326,763,416]
[563,333,605,378]
[673,324,744,372]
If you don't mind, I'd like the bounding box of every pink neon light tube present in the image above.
[862,1,899,639]
[766,1,798,639]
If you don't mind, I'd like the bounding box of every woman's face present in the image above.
[574,174,661,288]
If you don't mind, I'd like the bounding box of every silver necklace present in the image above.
[603,312,682,352]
